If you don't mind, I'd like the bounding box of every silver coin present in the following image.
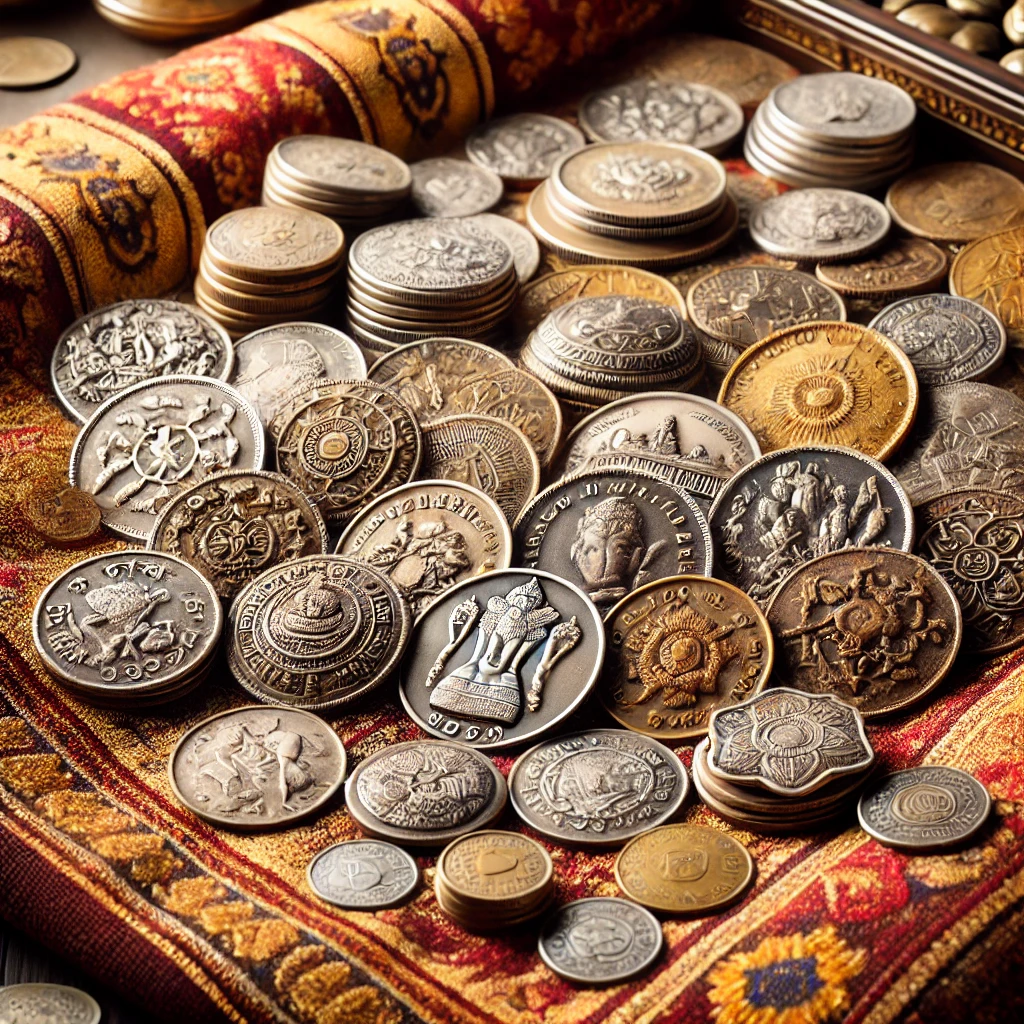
[399,569,604,750]
[857,766,991,851]
[274,135,411,198]
[51,299,233,423]
[508,730,688,847]
[749,189,891,262]
[0,984,101,1024]
[463,212,541,283]
[868,294,1006,386]
[707,445,914,606]
[170,704,346,830]
[307,839,419,909]
[410,157,503,217]
[69,375,265,541]
[465,114,586,186]
[538,898,663,984]
[344,739,507,845]
[578,78,744,154]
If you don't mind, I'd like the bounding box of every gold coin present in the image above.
[437,830,553,905]
[814,236,948,298]
[949,226,1024,347]
[614,824,754,914]
[0,37,76,88]
[717,321,919,459]
[22,479,101,545]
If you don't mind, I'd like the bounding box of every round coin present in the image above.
[0,37,76,88]
[22,479,101,545]
[614,823,754,914]
[509,730,688,846]
[815,237,948,298]
[344,739,507,845]
[857,766,991,851]
[170,704,346,830]
[538,898,663,984]
[307,840,419,909]
[437,829,552,902]
[273,135,411,198]
[0,984,100,1024]
[399,568,603,750]
[465,114,586,187]
[410,157,503,217]
[464,212,541,283]
[949,225,1024,347]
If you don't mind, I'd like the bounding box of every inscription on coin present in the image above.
[410,157,503,217]
[465,114,586,186]
[307,840,419,910]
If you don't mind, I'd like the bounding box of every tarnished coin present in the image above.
[273,135,411,198]
[949,225,1024,347]
[687,266,846,350]
[399,569,603,750]
[868,294,1005,385]
[410,157,503,217]
[889,382,1024,503]
[464,212,541,283]
[307,840,419,909]
[0,984,100,1024]
[69,376,264,541]
[538,898,663,984]
[22,479,101,545]
[614,823,754,914]
[465,114,586,187]
[749,189,891,262]
[335,480,512,617]
[602,575,773,742]
[514,470,712,611]
[578,79,744,154]
[149,470,329,602]
[766,548,962,717]
[857,766,991,851]
[708,446,914,606]
[169,704,346,830]
[815,237,948,298]
[509,730,688,846]
[345,739,507,845]
[717,322,918,460]
[0,37,77,88]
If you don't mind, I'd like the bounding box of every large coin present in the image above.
[614,823,754,914]
[22,479,101,545]
[717,322,918,459]
[949,225,1024,347]
[464,212,541,283]
[169,704,346,829]
[51,299,234,423]
[399,569,603,750]
[227,555,411,710]
[538,898,663,984]
[465,114,586,187]
[69,376,264,541]
[514,469,712,612]
[765,549,962,717]
[602,575,773,742]
[410,157,503,217]
[868,294,1005,385]
[0,37,76,87]
[707,446,914,606]
[335,480,512,618]
[508,730,688,846]
[307,840,419,909]
[344,739,507,845]
[272,135,411,198]
[857,766,991,851]
[815,237,948,298]
[0,984,100,1024]
[149,470,328,602]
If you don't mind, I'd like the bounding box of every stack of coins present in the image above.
[262,136,412,232]
[93,0,262,41]
[746,72,916,189]
[196,206,345,337]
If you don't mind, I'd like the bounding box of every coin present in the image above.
[508,730,688,846]
[0,37,76,88]
[307,840,419,909]
[0,984,100,1024]
[464,212,541,283]
[93,0,261,39]
[868,294,1005,386]
[334,480,512,617]
[717,322,918,460]
[765,548,962,717]
[815,237,948,298]
[949,225,1024,347]
[437,829,552,903]
[465,114,586,187]
[886,162,1024,243]
[227,554,411,711]
[857,767,991,851]
[687,266,846,350]
[614,823,754,914]
[51,299,234,423]
[69,376,265,541]
[344,739,507,845]
[22,479,101,545]
[410,157,503,217]
[273,135,411,198]
[707,446,915,606]
[399,568,603,750]
[170,704,346,830]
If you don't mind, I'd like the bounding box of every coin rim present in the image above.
[306,838,420,909]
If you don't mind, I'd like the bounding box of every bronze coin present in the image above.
[815,237,948,299]
[949,225,1024,347]
[22,479,101,545]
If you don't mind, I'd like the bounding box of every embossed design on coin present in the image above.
[0,984,100,1024]
[465,114,585,185]
[815,237,948,298]
[275,135,411,195]
[438,829,552,900]
[307,840,419,909]
[949,224,1024,347]
[410,157,503,217]
[170,704,346,830]
[23,480,101,545]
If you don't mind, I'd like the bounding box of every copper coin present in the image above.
[22,479,101,545]
[949,225,1024,347]
[815,237,948,299]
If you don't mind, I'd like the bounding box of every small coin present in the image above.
[465,114,586,187]
[22,479,101,545]
[307,839,419,909]
[949,225,1024,347]
[438,829,552,902]
[345,739,507,845]
[538,898,663,984]
[0,37,77,88]
[410,157,503,217]
[273,135,411,197]
[815,237,948,298]
[614,823,754,914]
[170,704,346,830]
[765,549,962,717]
[464,212,541,283]
[857,766,991,851]
[0,983,100,1024]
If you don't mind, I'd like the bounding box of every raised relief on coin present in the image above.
[227,555,411,710]
[307,840,419,910]
[765,549,962,717]
[22,479,101,545]
[707,447,914,606]
[949,225,1024,346]
[170,704,346,830]
[438,830,552,901]
[815,237,948,298]
[51,300,233,423]
[275,136,411,195]
[410,157,503,217]
[465,114,586,186]
[0,984,100,1024]
[603,576,773,742]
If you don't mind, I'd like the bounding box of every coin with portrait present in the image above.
[307,840,419,910]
